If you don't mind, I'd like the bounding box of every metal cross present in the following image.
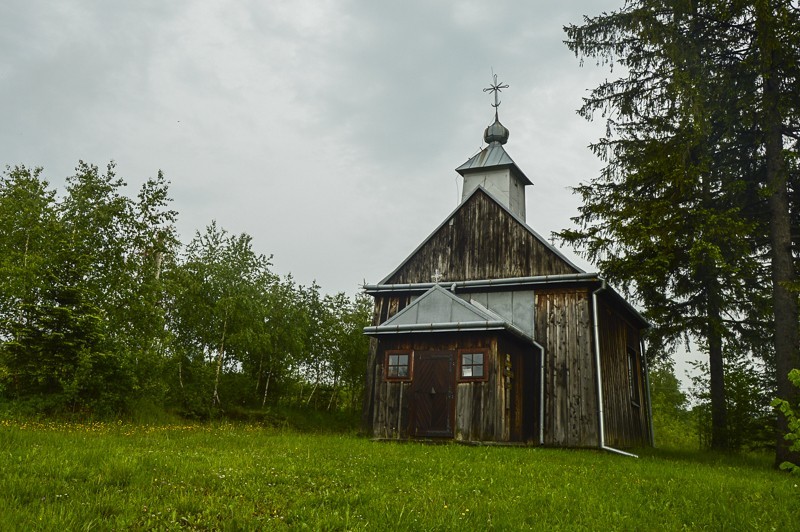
[431,269,444,283]
[483,73,509,118]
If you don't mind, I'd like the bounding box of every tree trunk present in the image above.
[305,378,319,407]
[262,363,271,407]
[255,353,264,395]
[212,315,228,408]
[327,374,339,411]
[755,0,800,468]
[707,282,729,450]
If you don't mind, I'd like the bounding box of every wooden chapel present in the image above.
[362,78,652,450]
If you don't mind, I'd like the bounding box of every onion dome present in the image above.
[484,116,510,145]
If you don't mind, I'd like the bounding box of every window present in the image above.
[459,350,487,381]
[627,347,641,407]
[385,351,411,381]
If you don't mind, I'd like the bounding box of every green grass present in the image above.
[1,420,797,530]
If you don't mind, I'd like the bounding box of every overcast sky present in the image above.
[1,0,627,292]
[2,1,704,386]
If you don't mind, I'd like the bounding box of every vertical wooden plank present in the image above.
[472,379,483,440]
[387,297,399,320]
[384,189,580,285]
[580,290,598,446]
[594,298,650,449]
[567,292,581,446]
[456,383,472,441]
[482,345,497,439]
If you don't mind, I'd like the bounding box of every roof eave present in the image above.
[364,320,537,345]
[457,163,533,187]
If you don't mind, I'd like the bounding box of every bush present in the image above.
[771,369,800,474]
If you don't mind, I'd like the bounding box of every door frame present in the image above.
[409,350,455,438]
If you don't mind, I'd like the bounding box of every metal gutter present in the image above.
[592,280,639,459]
[364,320,535,345]
[365,273,650,331]
[365,320,507,334]
[365,273,601,294]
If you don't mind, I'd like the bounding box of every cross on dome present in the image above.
[482,73,510,145]
[483,73,509,120]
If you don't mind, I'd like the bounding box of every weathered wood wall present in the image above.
[365,292,540,442]
[497,335,538,442]
[454,338,503,442]
[363,286,650,447]
[535,288,599,447]
[371,333,507,440]
[384,189,578,285]
[596,298,650,448]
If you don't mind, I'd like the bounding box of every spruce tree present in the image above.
[562,0,799,456]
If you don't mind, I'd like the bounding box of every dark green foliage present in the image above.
[649,362,697,449]
[0,163,183,415]
[562,1,800,456]
[690,353,775,451]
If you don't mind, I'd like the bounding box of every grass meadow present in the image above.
[1,419,798,530]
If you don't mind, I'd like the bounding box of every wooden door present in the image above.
[410,351,455,437]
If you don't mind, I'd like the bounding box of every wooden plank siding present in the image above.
[596,298,650,448]
[535,288,598,447]
[384,189,578,285]
[371,333,535,442]
[362,295,410,431]
[497,335,538,442]
[365,286,651,448]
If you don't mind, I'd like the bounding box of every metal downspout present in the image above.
[641,338,655,446]
[529,339,545,446]
[540,348,545,446]
[592,280,639,459]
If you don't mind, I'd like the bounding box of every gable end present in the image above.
[382,187,581,284]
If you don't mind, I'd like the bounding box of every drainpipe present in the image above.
[540,348,545,446]
[530,339,546,446]
[592,280,639,458]
[641,338,655,446]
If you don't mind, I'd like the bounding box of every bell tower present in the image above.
[456,75,531,220]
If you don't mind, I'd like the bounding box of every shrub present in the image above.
[771,369,800,474]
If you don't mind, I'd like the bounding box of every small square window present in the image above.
[385,351,411,381]
[460,351,486,380]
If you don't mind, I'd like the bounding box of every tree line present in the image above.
[560,0,799,465]
[0,163,370,419]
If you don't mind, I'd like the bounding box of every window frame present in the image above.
[384,350,412,381]
[458,349,489,382]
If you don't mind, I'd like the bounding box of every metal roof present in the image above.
[364,274,650,331]
[365,273,601,293]
[364,284,536,344]
[455,143,532,186]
